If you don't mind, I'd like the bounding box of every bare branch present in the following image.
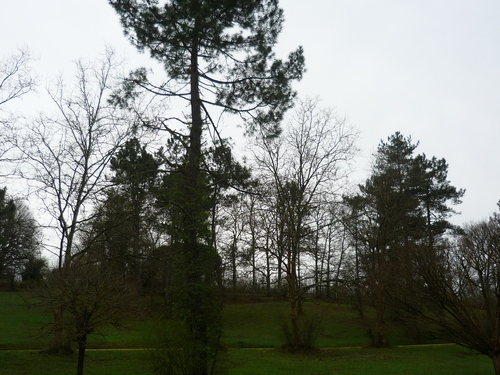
[0,48,36,108]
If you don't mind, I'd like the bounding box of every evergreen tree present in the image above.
[85,138,161,291]
[0,188,41,288]
[344,132,464,346]
[110,137,161,285]
[414,154,464,248]
[108,1,304,373]
[205,139,253,254]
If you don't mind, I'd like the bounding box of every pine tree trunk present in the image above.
[171,21,221,375]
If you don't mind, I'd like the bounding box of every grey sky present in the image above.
[1,0,499,224]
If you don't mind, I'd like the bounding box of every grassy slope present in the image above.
[222,300,413,348]
[0,292,427,350]
[0,292,494,374]
[0,292,50,350]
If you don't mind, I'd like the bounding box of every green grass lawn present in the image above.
[0,346,492,375]
[225,345,492,375]
[0,292,494,374]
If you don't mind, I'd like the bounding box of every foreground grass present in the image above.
[227,345,493,375]
[0,350,148,375]
[0,346,493,375]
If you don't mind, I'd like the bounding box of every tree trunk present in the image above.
[77,333,87,375]
[333,231,347,300]
[354,237,364,317]
[289,295,302,350]
[49,307,72,355]
[252,243,257,300]
[375,309,386,347]
[189,26,207,375]
[492,352,500,375]
[231,243,237,294]
[171,22,220,375]
[51,308,64,353]
[314,247,320,298]
[265,240,271,297]
[373,284,388,347]
[325,235,332,299]
[131,204,143,296]
[286,240,302,350]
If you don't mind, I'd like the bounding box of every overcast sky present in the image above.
[1,0,499,225]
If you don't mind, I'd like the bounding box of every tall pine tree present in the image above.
[344,132,464,346]
[109,1,304,373]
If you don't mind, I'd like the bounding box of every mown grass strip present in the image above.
[0,345,492,375]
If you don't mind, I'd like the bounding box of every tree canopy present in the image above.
[109,0,305,138]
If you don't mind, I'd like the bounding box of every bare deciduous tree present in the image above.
[253,98,357,350]
[5,49,134,354]
[0,48,36,169]
[0,48,36,108]
[35,261,135,375]
[403,210,500,375]
[6,49,133,269]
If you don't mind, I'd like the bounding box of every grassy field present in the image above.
[0,292,494,374]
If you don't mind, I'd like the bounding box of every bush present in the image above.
[148,319,226,375]
[280,315,321,352]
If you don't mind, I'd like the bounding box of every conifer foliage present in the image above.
[344,132,464,347]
